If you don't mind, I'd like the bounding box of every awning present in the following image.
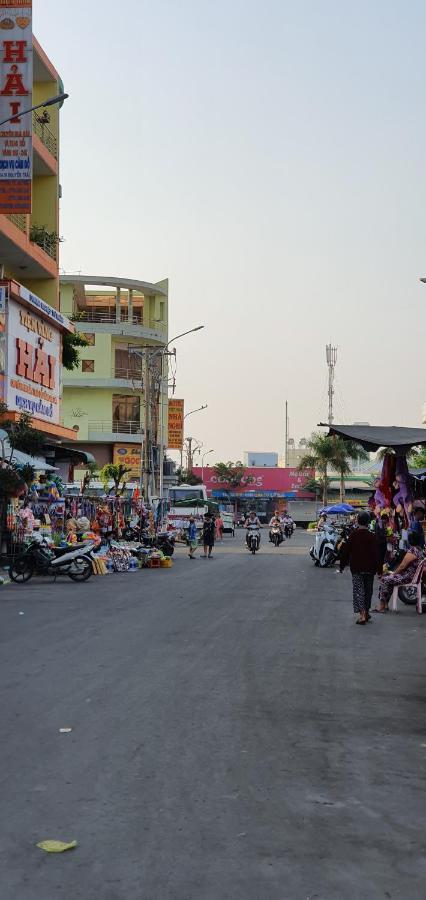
[320,423,426,452]
[49,446,96,465]
[0,438,57,472]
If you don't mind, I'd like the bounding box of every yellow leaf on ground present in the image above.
[36,840,77,853]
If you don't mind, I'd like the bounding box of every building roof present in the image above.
[322,424,426,452]
[60,275,167,298]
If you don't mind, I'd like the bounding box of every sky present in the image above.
[35,0,426,464]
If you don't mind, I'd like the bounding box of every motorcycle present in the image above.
[10,538,95,584]
[122,526,175,557]
[284,521,295,539]
[309,524,340,568]
[246,524,261,554]
[270,524,284,547]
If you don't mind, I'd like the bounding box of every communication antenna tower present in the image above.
[326,344,338,425]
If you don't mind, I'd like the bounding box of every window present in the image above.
[82,359,95,372]
[114,349,141,379]
[81,332,95,346]
[112,395,140,432]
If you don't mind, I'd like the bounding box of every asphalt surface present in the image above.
[1,529,426,900]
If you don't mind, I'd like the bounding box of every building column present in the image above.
[128,289,133,323]
[115,286,121,323]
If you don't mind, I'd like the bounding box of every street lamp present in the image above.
[180,405,208,467]
[201,449,214,483]
[0,92,69,128]
[159,326,204,499]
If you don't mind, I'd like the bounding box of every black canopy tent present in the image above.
[319,424,426,453]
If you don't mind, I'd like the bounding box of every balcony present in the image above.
[62,366,144,389]
[70,313,166,342]
[33,112,58,160]
[88,421,144,443]
[0,214,58,279]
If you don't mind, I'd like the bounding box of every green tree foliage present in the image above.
[331,438,369,502]
[62,332,89,371]
[0,403,44,457]
[409,447,426,469]
[213,461,252,489]
[299,434,368,504]
[176,467,202,485]
[81,461,99,495]
[100,463,131,496]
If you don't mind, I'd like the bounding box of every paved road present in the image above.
[1,530,426,900]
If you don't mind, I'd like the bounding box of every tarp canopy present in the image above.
[320,503,356,515]
[320,424,426,452]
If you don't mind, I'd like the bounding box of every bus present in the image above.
[167,484,209,531]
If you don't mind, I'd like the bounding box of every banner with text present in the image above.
[113,444,142,478]
[0,1,33,214]
[168,398,184,449]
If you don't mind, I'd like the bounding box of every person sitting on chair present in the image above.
[375,531,425,613]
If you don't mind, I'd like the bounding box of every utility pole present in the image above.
[285,400,289,467]
[186,437,193,473]
[143,351,152,501]
[326,344,338,426]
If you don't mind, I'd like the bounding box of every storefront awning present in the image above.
[320,423,426,452]
[50,446,96,465]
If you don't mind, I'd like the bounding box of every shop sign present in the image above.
[113,444,141,478]
[193,466,315,496]
[168,398,184,449]
[18,284,73,331]
[5,295,61,422]
[0,1,33,214]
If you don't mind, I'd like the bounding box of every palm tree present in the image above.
[331,438,369,502]
[298,434,336,506]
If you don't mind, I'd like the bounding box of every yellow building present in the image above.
[0,37,62,309]
[60,275,169,479]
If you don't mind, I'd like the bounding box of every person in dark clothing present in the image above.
[410,508,425,548]
[202,513,215,558]
[340,511,379,625]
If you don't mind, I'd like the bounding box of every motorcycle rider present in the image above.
[245,510,262,547]
[269,510,283,542]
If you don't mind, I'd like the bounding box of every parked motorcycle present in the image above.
[309,524,340,568]
[270,524,284,547]
[246,524,261,554]
[10,539,95,584]
[122,526,175,557]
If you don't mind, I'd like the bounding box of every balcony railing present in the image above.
[33,112,58,159]
[114,367,143,382]
[30,232,58,261]
[89,420,143,435]
[71,311,165,331]
[6,213,27,234]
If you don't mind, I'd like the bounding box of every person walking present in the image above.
[187,516,198,559]
[215,514,224,541]
[340,511,379,625]
[202,513,215,558]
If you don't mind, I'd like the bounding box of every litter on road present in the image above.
[36,840,77,853]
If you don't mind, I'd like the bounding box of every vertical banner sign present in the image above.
[168,399,184,449]
[0,1,32,214]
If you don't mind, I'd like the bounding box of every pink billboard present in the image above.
[192,467,314,497]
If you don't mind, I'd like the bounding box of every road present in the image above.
[0,529,426,900]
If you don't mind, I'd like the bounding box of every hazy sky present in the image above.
[35,1,426,463]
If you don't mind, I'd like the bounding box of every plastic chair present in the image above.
[390,559,426,614]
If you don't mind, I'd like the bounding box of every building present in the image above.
[279,438,309,469]
[0,37,62,309]
[244,451,278,467]
[60,275,169,475]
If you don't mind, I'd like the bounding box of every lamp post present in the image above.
[0,92,69,128]
[158,326,204,500]
[181,405,208,468]
[201,449,214,484]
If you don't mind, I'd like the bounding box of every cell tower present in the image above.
[326,344,338,425]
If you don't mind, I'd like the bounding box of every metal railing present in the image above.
[30,232,58,261]
[33,112,58,159]
[6,213,27,234]
[114,366,143,382]
[71,311,165,331]
[88,421,143,435]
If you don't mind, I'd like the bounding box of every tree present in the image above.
[176,467,202,486]
[80,461,99,495]
[409,446,426,469]
[331,438,369,502]
[62,332,89,371]
[99,463,131,496]
[0,403,44,458]
[213,461,252,490]
[298,434,336,506]
[303,476,330,501]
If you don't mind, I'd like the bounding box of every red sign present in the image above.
[192,466,314,495]
[0,1,33,214]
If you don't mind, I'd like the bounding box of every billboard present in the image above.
[191,466,315,498]
[168,398,184,449]
[5,295,62,424]
[113,444,141,478]
[0,1,33,214]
